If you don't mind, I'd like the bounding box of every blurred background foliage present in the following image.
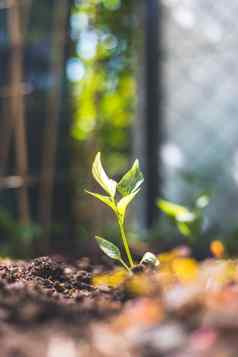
[68,0,138,246]
[0,0,139,258]
[1,0,238,259]
[70,0,136,149]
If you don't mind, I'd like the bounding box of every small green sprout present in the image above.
[158,194,210,242]
[86,152,158,271]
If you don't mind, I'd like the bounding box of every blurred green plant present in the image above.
[158,194,210,244]
[86,152,158,270]
[0,208,42,258]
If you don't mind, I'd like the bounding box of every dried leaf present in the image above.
[92,268,128,288]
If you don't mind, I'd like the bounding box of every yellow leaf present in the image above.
[85,191,116,211]
[158,200,193,220]
[92,268,127,288]
[172,258,198,283]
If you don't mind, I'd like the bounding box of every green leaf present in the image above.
[85,191,116,211]
[158,199,194,221]
[140,252,160,267]
[177,222,192,237]
[117,188,140,222]
[92,152,117,198]
[95,236,122,261]
[176,211,196,223]
[117,159,144,197]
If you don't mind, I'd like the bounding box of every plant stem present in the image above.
[119,259,130,272]
[112,198,134,269]
[118,219,134,268]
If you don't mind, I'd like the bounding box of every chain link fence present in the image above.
[160,0,238,230]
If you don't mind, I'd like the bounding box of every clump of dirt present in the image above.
[0,256,124,325]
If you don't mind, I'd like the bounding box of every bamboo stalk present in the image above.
[7,0,30,225]
[0,1,31,166]
[0,0,32,177]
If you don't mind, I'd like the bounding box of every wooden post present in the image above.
[38,0,68,249]
[134,0,162,229]
[144,0,162,228]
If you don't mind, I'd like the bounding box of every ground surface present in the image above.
[0,252,238,356]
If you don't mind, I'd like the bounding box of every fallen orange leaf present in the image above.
[111,298,164,331]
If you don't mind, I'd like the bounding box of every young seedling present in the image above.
[158,194,210,242]
[86,152,158,271]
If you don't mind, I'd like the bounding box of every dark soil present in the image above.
[0,255,238,356]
